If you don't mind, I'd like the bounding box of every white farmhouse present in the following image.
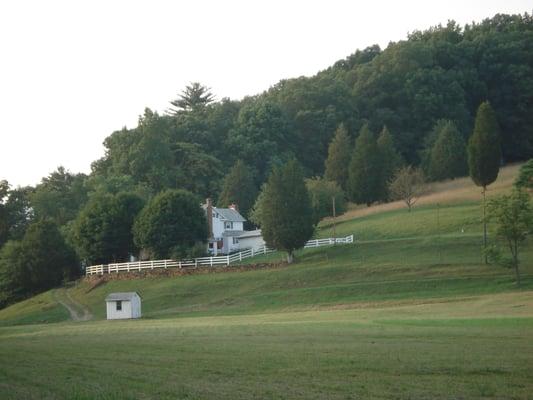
[204,198,247,255]
[105,292,142,320]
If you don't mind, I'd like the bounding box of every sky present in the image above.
[1,0,531,187]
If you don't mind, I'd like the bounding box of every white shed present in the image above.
[105,292,142,320]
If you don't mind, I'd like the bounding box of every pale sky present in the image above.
[1,0,531,187]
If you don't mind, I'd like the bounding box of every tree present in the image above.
[252,160,315,263]
[428,120,467,181]
[218,160,258,219]
[514,159,533,190]
[487,189,533,285]
[347,124,382,206]
[377,126,402,201]
[0,182,34,247]
[389,166,425,212]
[133,190,207,259]
[306,178,347,223]
[168,82,215,114]
[468,101,502,262]
[0,220,78,307]
[31,167,88,226]
[72,192,144,264]
[226,99,295,185]
[324,124,352,190]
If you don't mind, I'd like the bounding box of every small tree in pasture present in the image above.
[487,189,533,285]
[468,101,501,262]
[514,159,533,191]
[389,166,425,212]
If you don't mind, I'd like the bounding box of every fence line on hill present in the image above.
[85,234,354,276]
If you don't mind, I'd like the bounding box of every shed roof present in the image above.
[222,230,245,237]
[237,229,262,239]
[105,292,140,302]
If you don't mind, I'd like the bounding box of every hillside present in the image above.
[1,164,530,326]
[1,165,533,399]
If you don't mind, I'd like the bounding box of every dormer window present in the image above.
[225,221,233,229]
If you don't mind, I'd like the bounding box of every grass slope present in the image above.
[1,294,532,399]
[1,164,532,399]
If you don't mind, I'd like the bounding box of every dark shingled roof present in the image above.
[214,207,246,222]
[105,292,140,302]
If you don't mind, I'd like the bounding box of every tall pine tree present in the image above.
[428,120,468,181]
[347,124,382,206]
[253,160,315,263]
[218,160,258,219]
[324,124,352,191]
[468,101,502,263]
[377,126,402,201]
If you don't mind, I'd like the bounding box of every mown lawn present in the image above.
[1,294,532,400]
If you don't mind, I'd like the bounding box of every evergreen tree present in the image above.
[253,160,315,263]
[468,101,502,262]
[168,82,215,114]
[377,126,402,201]
[347,124,382,206]
[217,160,258,219]
[324,124,352,190]
[428,120,468,181]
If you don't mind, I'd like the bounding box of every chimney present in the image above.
[206,198,213,238]
[229,203,238,211]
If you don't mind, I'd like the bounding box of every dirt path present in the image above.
[53,289,93,322]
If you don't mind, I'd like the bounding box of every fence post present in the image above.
[179,261,182,269]
[251,248,254,257]
[239,252,242,262]
[226,255,230,266]
[195,259,198,268]
[210,257,213,267]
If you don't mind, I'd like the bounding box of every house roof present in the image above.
[105,292,140,302]
[213,207,246,222]
[237,229,262,239]
[222,230,245,237]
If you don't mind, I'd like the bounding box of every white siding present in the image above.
[238,235,265,251]
[106,295,141,319]
[212,214,225,239]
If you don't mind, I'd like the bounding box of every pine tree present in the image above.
[347,124,382,206]
[253,160,315,263]
[428,120,468,181]
[377,126,402,201]
[324,124,352,191]
[218,160,257,219]
[468,101,502,263]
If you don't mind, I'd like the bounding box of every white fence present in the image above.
[86,234,354,276]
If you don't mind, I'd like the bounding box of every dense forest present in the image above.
[1,13,532,305]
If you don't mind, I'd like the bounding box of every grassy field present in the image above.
[0,164,532,399]
[1,294,532,399]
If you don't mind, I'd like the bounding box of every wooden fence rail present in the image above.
[86,234,354,275]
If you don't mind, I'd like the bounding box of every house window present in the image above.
[116,301,122,311]
[225,221,233,229]
[233,237,239,245]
